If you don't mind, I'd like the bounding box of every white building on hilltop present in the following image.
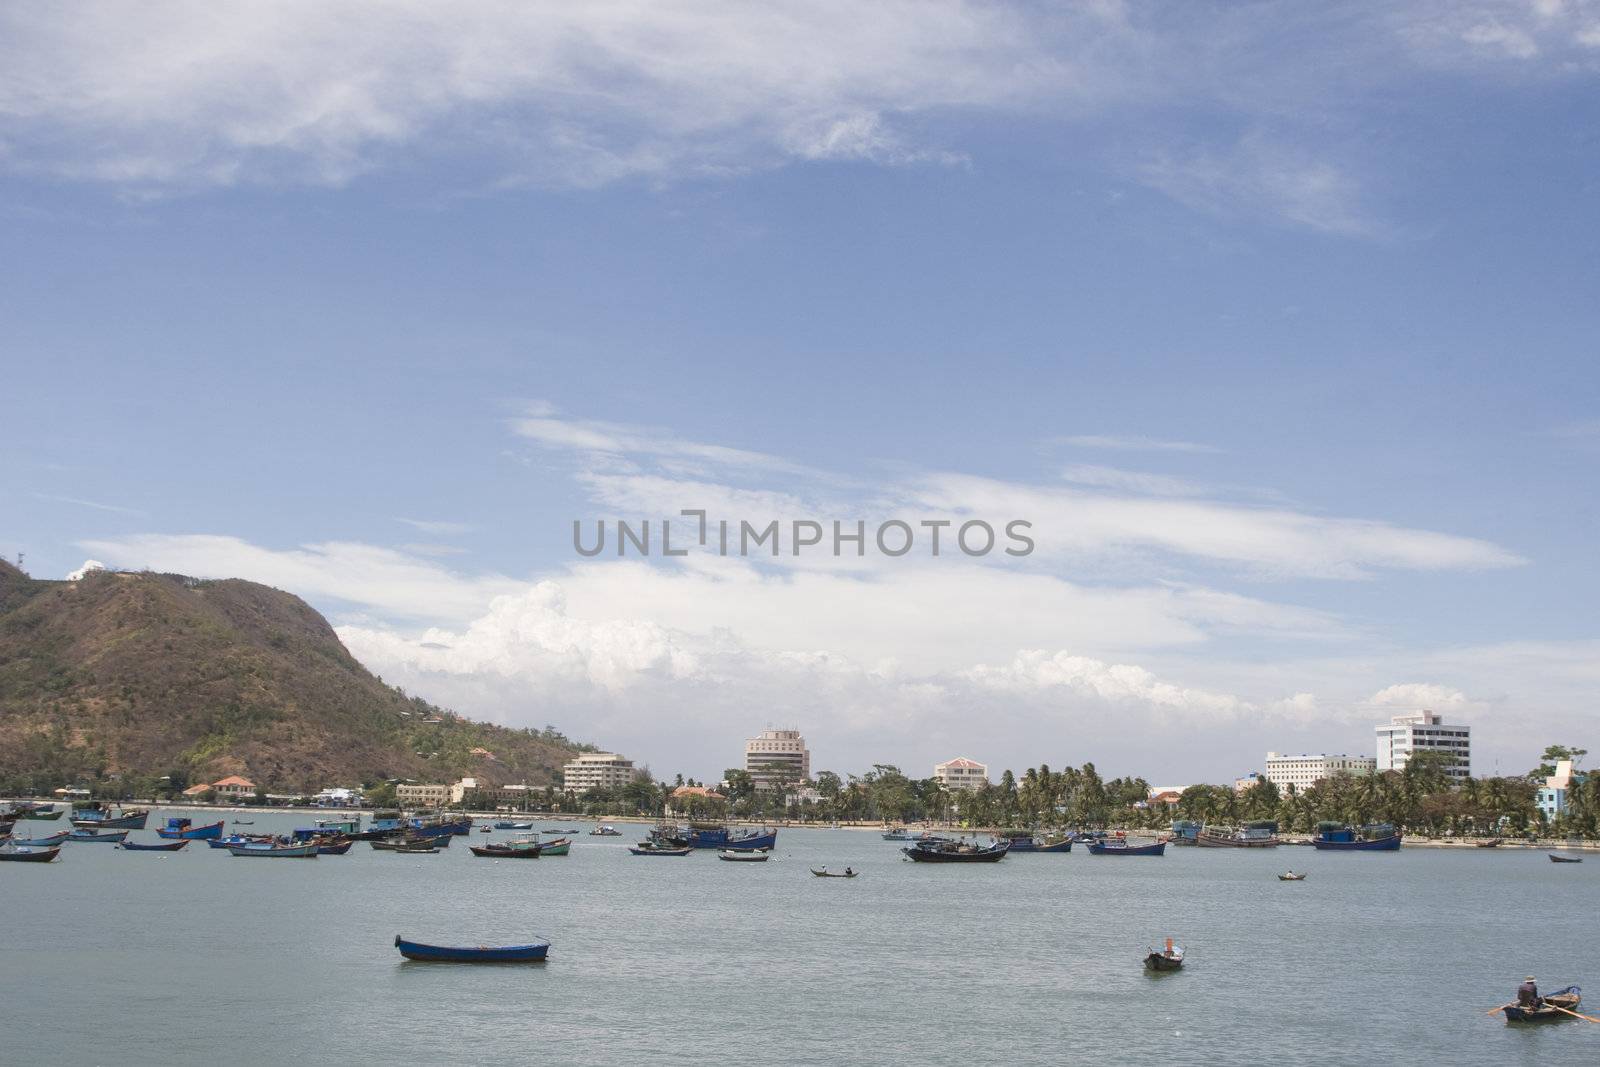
[933,757,989,792]
[1264,753,1376,794]
[745,729,810,792]
[1375,710,1472,780]
[562,752,637,794]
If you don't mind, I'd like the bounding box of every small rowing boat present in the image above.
[719,848,769,862]
[629,844,691,856]
[1278,871,1307,881]
[811,867,857,878]
[1502,986,1582,1023]
[1550,854,1584,863]
[394,934,550,963]
[0,844,61,863]
[9,830,70,847]
[1144,940,1185,972]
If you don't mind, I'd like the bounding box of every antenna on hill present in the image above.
[14,552,23,571]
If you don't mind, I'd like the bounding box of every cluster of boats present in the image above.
[626,822,780,858]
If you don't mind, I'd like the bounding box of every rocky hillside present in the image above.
[0,561,584,794]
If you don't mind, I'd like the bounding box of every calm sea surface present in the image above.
[2,813,1596,1066]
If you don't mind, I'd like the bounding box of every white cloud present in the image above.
[395,517,474,536]
[1367,681,1472,710]
[32,492,147,516]
[1061,464,1211,497]
[65,559,105,581]
[1054,434,1221,454]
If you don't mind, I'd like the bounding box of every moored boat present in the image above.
[470,841,542,858]
[1312,823,1400,851]
[18,804,63,821]
[228,841,319,857]
[394,934,550,963]
[902,838,1009,863]
[881,826,913,841]
[718,848,770,861]
[70,804,150,830]
[0,844,62,862]
[1278,871,1307,881]
[652,823,778,851]
[493,820,534,830]
[590,825,621,836]
[1502,986,1582,1023]
[629,843,691,856]
[313,838,354,855]
[1144,939,1185,972]
[119,839,189,851]
[67,828,129,843]
[1549,853,1584,863]
[811,867,858,877]
[156,818,226,841]
[1087,837,1166,856]
[1198,821,1280,848]
[9,830,70,847]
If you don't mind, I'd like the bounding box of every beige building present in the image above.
[933,757,989,792]
[1264,752,1376,794]
[396,782,450,808]
[562,752,637,794]
[745,729,810,792]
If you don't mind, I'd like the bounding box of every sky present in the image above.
[2,2,1598,786]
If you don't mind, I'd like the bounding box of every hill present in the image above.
[0,561,586,795]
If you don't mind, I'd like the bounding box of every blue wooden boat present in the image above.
[493,821,535,830]
[292,817,360,841]
[228,841,318,857]
[9,830,70,847]
[1087,838,1166,856]
[67,828,129,843]
[394,934,549,962]
[119,839,189,851]
[902,838,1010,862]
[156,818,225,840]
[651,823,778,851]
[1000,830,1073,853]
[1312,823,1401,851]
[70,805,150,830]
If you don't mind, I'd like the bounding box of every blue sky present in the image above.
[3,2,1598,784]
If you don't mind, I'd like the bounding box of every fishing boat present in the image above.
[811,867,858,878]
[231,820,255,825]
[881,826,913,841]
[67,828,129,843]
[1278,871,1307,881]
[590,825,622,836]
[18,804,62,821]
[1087,837,1167,856]
[718,848,770,862]
[394,934,550,963]
[0,844,61,863]
[902,838,1010,863]
[996,830,1072,853]
[651,823,778,851]
[1549,854,1584,863]
[156,818,225,841]
[493,820,534,831]
[629,843,691,856]
[228,841,319,857]
[1198,821,1280,848]
[314,839,354,855]
[1502,986,1582,1023]
[391,840,441,854]
[537,837,572,856]
[291,817,360,841]
[370,835,439,851]
[470,841,542,858]
[1168,820,1202,846]
[1144,940,1185,972]
[120,839,189,851]
[209,833,275,849]
[1477,838,1503,847]
[1312,823,1401,851]
[349,811,407,840]
[70,804,150,830]
[10,829,70,847]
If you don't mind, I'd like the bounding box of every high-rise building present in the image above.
[744,728,810,791]
[1375,710,1471,780]
[1264,752,1376,794]
[933,757,989,792]
[562,752,637,794]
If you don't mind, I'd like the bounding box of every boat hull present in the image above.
[228,843,319,857]
[1504,988,1581,1023]
[1312,835,1400,851]
[394,935,549,963]
[1197,833,1279,848]
[470,844,542,858]
[67,829,129,843]
[9,831,70,847]
[629,846,691,856]
[1087,841,1167,856]
[902,843,1009,862]
[1144,952,1184,972]
[71,811,149,830]
[119,839,189,851]
[157,821,225,840]
[0,845,61,862]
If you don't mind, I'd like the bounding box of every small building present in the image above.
[1234,772,1264,794]
[933,757,989,793]
[211,775,256,799]
[1538,759,1588,820]
[1264,753,1375,794]
[1147,790,1184,807]
[396,782,450,808]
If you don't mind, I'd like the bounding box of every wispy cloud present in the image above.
[1051,434,1222,454]
[32,492,147,516]
[395,517,474,536]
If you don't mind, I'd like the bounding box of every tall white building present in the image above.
[1375,710,1471,780]
[1264,752,1376,794]
[562,752,637,794]
[744,728,810,791]
[933,757,989,792]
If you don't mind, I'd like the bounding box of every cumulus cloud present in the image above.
[65,559,105,581]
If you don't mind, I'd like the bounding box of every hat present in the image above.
[1525,976,1537,982]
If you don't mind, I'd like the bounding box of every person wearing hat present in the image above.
[1516,976,1541,1008]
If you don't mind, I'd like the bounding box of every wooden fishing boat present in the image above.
[545,827,582,835]
[1144,941,1185,972]
[0,844,62,862]
[228,841,319,857]
[1087,838,1166,856]
[1278,871,1307,881]
[391,841,441,854]
[1312,823,1401,851]
[67,828,129,843]
[394,934,550,963]
[902,839,1009,862]
[155,818,225,841]
[881,826,913,840]
[719,848,770,862]
[70,804,150,830]
[1549,854,1584,863]
[21,807,63,821]
[470,842,542,858]
[629,844,691,856]
[119,839,189,851]
[9,830,70,847]
[538,837,571,856]
[590,825,622,836]
[493,821,534,830]
[1503,986,1582,1023]
[811,867,858,877]
[314,839,354,855]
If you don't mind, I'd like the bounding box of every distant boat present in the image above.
[228,842,319,858]
[1278,871,1307,881]
[1312,823,1400,851]
[590,825,622,836]
[120,839,189,852]
[70,805,150,830]
[1477,839,1503,847]
[1144,940,1185,972]
[651,823,778,851]
[1087,838,1166,857]
[67,828,129,843]
[1198,822,1280,848]
[1550,854,1584,863]
[629,844,691,856]
[314,839,354,855]
[719,849,770,862]
[902,838,1009,863]
[811,867,858,878]
[493,821,534,830]
[1502,985,1582,1023]
[881,826,913,841]
[470,842,542,858]
[21,807,63,821]
[997,830,1073,853]
[231,820,255,825]
[156,818,225,841]
[9,830,70,847]
[394,934,550,963]
[390,840,441,854]
[544,827,582,835]
[0,844,61,863]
